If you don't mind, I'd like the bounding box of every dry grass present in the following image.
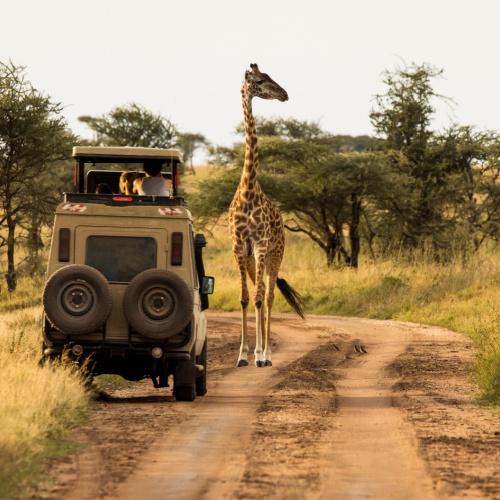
[203,224,499,404]
[0,307,88,498]
[0,184,497,498]
[0,275,44,313]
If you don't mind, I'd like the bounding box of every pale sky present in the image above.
[2,1,499,157]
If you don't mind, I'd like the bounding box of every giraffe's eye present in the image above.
[256,80,264,84]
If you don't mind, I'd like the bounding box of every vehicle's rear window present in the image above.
[86,236,156,282]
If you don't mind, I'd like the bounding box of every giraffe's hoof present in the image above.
[255,360,265,368]
[264,360,273,367]
[237,359,249,367]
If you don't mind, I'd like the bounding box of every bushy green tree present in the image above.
[191,119,394,267]
[370,63,458,251]
[0,61,74,291]
[370,63,500,257]
[79,103,177,148]
[432,126,500,252]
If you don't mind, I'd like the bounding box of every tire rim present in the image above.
[59,280,96,316]
[141,286,175,320]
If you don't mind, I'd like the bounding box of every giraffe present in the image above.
[229,63,304,368]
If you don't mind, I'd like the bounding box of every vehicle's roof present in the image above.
[72,146,182,161]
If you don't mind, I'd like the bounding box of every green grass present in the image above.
[204,225,500,404]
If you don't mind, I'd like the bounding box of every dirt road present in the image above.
[41,313,500,499]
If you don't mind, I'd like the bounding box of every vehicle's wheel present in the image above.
[43,265,112,335]
[196,338,207,396]
[173,384,196,402]
[123,269,193,340]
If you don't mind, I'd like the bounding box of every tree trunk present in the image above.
[27,211,44,276]
[6,215,17,292]
[350,194,361,268]
[362,209,377,260]
[325,232,351,267]
[326,233,336,267]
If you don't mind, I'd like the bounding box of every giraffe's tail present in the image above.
[276,278,305,319]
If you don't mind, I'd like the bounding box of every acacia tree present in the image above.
[0,61,74,291]
[176,132,207,174]
[79,103,177,148]
[256,139,396,266]
[432,126,500,252]
[190,124,396,267]
[369,63,458,251]
[20,161,73,275]
[370,63,500,256]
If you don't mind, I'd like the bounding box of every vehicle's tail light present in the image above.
[171,232,183,266]
[59,228,70,262]
[112,196,133,202]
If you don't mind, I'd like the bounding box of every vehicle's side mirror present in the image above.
[201,276,215,295]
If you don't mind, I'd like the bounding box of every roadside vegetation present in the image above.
[0,307,88,498]
[203,226,499,405]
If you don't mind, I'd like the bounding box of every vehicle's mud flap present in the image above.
[174,359,197,401]
[175,360,196,387]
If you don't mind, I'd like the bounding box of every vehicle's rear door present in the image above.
[75,225,167,339]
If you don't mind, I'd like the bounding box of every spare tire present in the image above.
[43,265,112,335]
[123,269,193,340]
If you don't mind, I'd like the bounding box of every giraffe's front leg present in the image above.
[237,303,249,367]
[263,276,276,367]
[254,252,266,367]
[236,253,249,367]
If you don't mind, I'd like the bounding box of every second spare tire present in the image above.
[123,269,193,340]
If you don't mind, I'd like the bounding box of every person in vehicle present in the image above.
[119,171,142,195]
[137,160,170,196]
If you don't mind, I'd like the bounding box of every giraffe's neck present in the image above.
[239,85,258,192]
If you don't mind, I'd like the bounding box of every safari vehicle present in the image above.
[41,146,214,401]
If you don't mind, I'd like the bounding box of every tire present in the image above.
[196,338,207,396]
[123,269,193,340]
[43,265,112,335]
[173,384,196,402]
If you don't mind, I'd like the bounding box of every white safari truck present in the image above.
[41,147,214,401]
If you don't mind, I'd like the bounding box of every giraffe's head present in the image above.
[244,63,288,102]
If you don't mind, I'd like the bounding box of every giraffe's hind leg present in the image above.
[253,249,267,367]
[263,249,283,367]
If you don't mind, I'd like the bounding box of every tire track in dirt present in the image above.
[37,318,243,499]
[234,335,361,499]
[388,325,500,498]
[311,317,436,500]
[110,316,339,500]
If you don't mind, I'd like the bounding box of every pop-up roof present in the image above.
[72,146,182,162]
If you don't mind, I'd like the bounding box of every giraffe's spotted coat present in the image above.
[228,63,289,367]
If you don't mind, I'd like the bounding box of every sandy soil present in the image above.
[388,324,500,498]
[37,313,499,500]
